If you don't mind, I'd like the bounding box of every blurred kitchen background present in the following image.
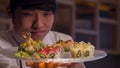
[0,0,120,68]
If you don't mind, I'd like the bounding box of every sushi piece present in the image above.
[70,41,95,58]
[71,47,82,58]
[37,46,60,58]
[83,42,95,57]
[56,40,74,52]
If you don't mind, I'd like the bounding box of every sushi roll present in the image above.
[71,41,95,58]
[71,47,83,58]
[83,42,95,57]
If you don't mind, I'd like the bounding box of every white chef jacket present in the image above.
[0,30,73,68]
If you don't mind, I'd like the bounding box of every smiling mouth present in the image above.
[31,30,46,35]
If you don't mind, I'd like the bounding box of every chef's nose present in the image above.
[32,14,44,29]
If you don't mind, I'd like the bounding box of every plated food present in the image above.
[15,32,95,59]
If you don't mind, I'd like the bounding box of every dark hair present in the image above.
[9,0,57,15]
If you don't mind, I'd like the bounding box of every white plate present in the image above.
[0,47,107,63]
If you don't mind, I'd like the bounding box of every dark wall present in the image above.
[85,55,120,68]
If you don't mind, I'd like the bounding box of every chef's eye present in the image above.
[43,11,53,16]
[22,10,34,16]
[23,12,34,16]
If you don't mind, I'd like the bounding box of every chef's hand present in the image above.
[26,60,71,68]
[68,62,86,68]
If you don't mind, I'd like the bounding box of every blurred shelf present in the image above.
[75,29,97,35]
[105,50,120,55]
[55,0,120,55]
[75,19,95,30]
[76,19,92,23]
[0,17,12,31]
[100,0,117,4]
[76,0,98,2]
[99,18,117,24]
[0,17,9,24]
[57,0,74,6]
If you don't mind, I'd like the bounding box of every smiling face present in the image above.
[12,7,54,40]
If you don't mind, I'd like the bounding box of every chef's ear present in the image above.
[6,6,13,18]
